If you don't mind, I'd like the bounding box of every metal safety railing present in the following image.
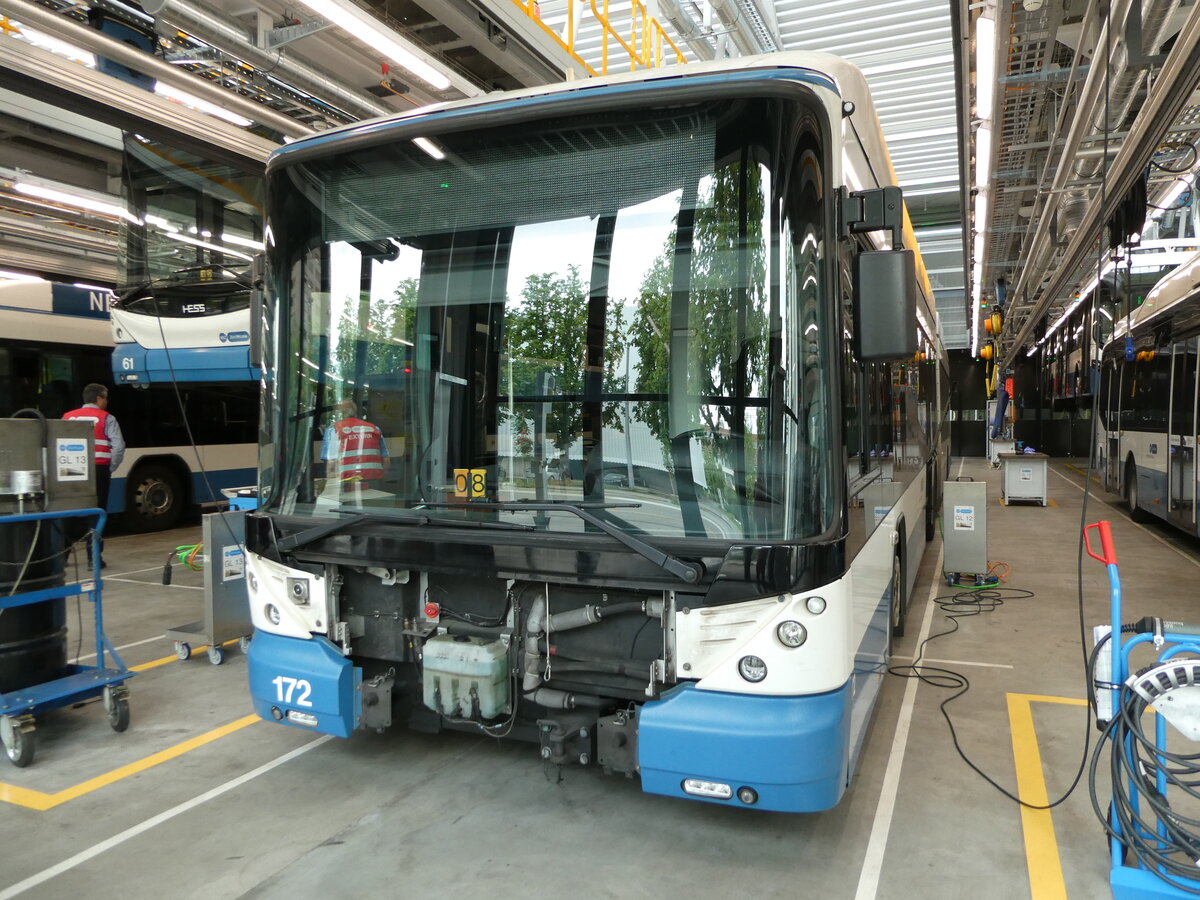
[510,0,687,76]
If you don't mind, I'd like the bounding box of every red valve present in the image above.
[423,602,440,619]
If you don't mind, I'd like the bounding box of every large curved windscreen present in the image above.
[263,94,837,541]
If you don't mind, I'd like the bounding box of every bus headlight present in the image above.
[805,596,826,615]
[776,620,808,648]
[265,603,281,625]
[738,655,767,682]
[247,572,258,594]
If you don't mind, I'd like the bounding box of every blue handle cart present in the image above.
[1087,520,1200,899]
[0,508,134,767]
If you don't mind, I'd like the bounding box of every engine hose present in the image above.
[547,658,646,677]
[526,688,607,709]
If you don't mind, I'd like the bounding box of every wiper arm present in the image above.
[277,510,533,553]
[422,501,703,584]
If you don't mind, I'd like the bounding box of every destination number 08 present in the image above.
[272,675,313,707]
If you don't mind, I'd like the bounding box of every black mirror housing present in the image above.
[853,249,918,362]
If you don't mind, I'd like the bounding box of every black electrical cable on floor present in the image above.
[886,582,1098,810]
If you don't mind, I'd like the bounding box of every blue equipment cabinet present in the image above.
[0,509,134,767]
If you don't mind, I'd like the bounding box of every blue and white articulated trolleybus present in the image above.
[1100,248,1200,534]
[245,52,948,813]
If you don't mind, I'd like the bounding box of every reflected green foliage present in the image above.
[504,265,629,458]
[331,278,418,383]
[630,163,768,495]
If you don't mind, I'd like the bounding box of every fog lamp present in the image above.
[265,603,281,625]
[738,655,767,682]
[682,778,732,799]
[805,595,826,615]
[777,620,808,648]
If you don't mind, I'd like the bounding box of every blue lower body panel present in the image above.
[638,681,853,812]
[247,631,361,738]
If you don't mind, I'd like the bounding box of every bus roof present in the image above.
[1113,247,1200,341]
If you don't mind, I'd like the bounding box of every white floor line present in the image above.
[103,565,168,579]
[72,634,164,664]
[854,546,943,900]
[1048,465,1200,571]
[0,735,333,900]
[889,655,1014,670]
[103,576,202,590]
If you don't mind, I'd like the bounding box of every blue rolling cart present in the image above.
[1088,519,1200,899]
[0,508,134,767]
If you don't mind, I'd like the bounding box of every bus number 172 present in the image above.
[271,675,313,707]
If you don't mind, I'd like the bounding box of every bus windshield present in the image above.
[265,95,837,541]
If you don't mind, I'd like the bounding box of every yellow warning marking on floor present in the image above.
[1063,463,1103,485]
[131,638,241,673]
[1008,692,1088,900]
[0,715,259,811]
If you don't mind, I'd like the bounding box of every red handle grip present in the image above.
[1083,521,1118,565]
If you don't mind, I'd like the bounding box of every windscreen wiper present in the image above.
[276,509,533,553]
[422,500,703,584]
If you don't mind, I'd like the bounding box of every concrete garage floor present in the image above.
[2,457,1198,899]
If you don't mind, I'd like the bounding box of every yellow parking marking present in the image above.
[1063,463,1103,485]
[1008,692,1088,900]
[130,638,241,673]
[0,715,259,811]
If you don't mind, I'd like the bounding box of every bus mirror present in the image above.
[250,253,265,369]
[853,249,918,362]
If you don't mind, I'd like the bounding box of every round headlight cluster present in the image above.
[738,655,767,682]
[265,603,281,625]
[247,572,258,594]
[805,595,826,615]
[776,620,808,648]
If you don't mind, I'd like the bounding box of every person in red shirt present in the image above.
[63,383,125,567]
[321,400,389,485]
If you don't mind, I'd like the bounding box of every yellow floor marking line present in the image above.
[1008,692,1088,900]
[130,638,241,673]
[0,714,259,811]
[1063,463,1103,484]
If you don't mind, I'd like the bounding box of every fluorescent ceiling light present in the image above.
[0,270,45,281]
[976,16,996,121]
[221,232,266,250]
[14,25,96,66]
[153,83,253,128]
[295,0,452,91]
[14,182,140,223]
[166,232,254,261]
[412,137,445,160]
[975,126,991,190]
[973,191,989,235]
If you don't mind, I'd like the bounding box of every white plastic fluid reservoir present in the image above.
[422,634,509,719]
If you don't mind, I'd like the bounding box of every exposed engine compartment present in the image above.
[336,566,675,774]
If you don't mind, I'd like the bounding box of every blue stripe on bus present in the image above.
[113,344,259,383]
[108,466,257,514]
[272,69,839,163]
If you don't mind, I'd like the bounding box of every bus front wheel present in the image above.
[1125,458,1150,523]
[124,464,184,532]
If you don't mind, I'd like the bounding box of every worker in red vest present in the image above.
[63,383,125,567]
[322,400,389,484]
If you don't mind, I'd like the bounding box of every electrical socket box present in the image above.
[942,480,987,575]
[0,419,96,513]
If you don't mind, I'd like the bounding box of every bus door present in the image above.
[1168,337,1198,531]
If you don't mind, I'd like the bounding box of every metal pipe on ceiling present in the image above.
[1000,0,1200,368]
[153,0,390,122]
[1060,0,1180,233]
[0,0,314,139]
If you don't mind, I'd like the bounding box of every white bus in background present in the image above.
[1101,249,1200,533]
[0,276,256,531]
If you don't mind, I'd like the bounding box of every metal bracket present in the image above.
[264,20,332,50]
[840,186,903,249]
[1125,0,1169,67]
